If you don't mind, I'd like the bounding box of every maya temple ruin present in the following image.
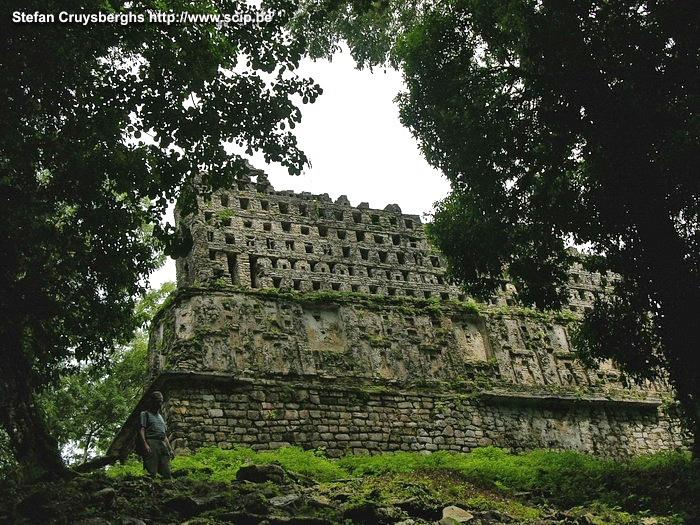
[109,167,688,461]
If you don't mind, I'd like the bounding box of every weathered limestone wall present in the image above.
[160,377,684,460]
[149,289,659,400]
[176,169,604,312]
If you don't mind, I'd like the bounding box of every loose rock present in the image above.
[237,464,287,484]
[440,505,475,524]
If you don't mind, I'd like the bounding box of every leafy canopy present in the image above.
[1,0,320,387]
[390,0,700,387]
[0,0,321,477]
[291,0,700,449]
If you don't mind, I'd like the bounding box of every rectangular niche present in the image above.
[303,307,346,352]
[548,324,571,352]
[226,253,240,285]
[453,320,492,361]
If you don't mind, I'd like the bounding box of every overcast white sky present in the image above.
[150,51,451,287]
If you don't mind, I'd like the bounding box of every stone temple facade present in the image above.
[110,168,687,460]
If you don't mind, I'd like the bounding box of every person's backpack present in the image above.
[134,412,147,457]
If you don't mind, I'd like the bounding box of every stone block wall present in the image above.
[178,170,504,304]
[161,377,685,460]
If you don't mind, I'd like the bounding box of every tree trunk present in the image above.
[678,394,700,459]
[0,345,72,481]
[576,68,700,456]
[82,431,94,465]
[626,172,700,458]
[74,454,120,473]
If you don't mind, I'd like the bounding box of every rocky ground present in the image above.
[0,463,690,525]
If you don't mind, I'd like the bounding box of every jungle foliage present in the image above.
[1,0,319,480]
[35,282,174,466]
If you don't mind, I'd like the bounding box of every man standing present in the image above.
[139,391,174,479]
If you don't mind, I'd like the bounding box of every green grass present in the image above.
[338,447,698,516]
[463,493,542,521]
[338,447,610,501]
[108,445,347,483]
[107,446,699,519]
